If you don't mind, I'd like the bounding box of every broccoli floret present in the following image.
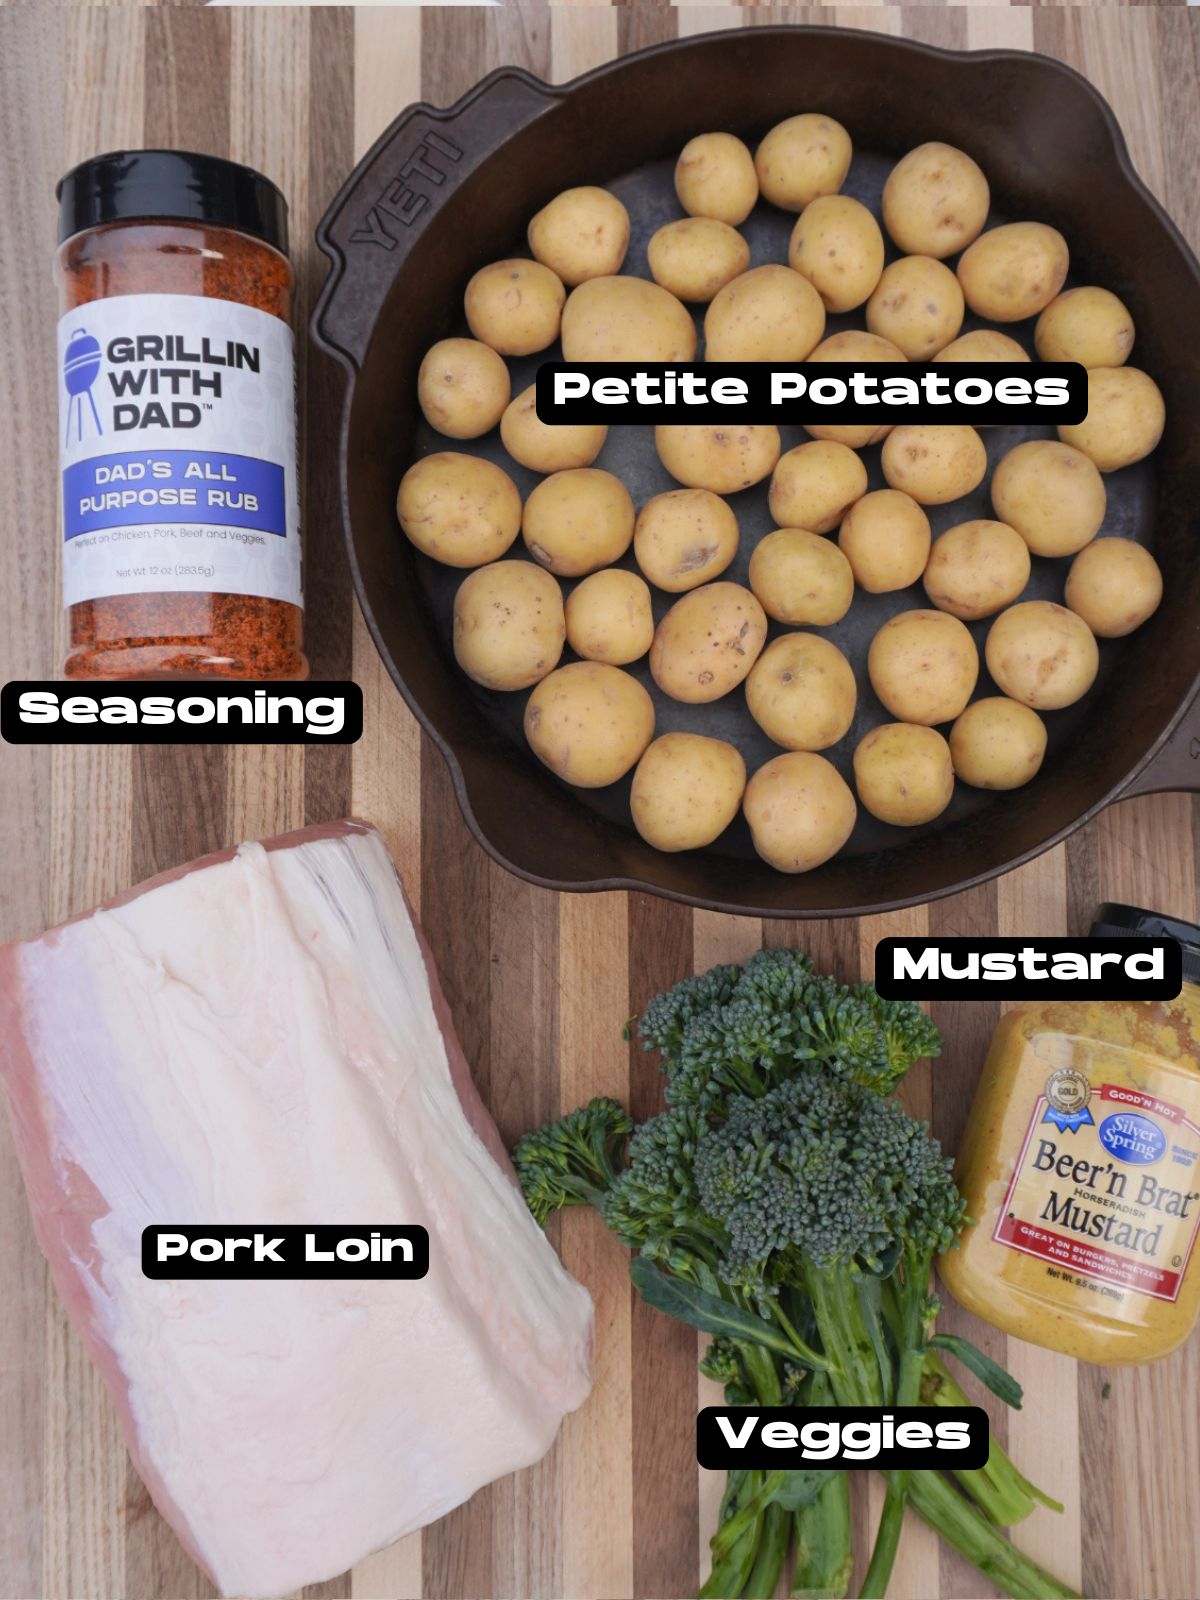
[600,1105,727,1266]
[512,1097,633,1226]
[730,947,816,1011]
[665,996,799,1108]
[637,964,741,1058]
[853,983,943,1094]
[782,976,892,1091]
[698,1334,746,1391]
[636,950,942,1110]
[692,1072,967,1380]
[694,1075,898,1284]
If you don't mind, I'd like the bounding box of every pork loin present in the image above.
[0,820,593,1598]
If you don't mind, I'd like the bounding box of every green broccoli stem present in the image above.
[742,1501,792,1600]
[802,1263,887,1407]
[919,1351,1063,1525]
[907,1473,1078,1600]
[858,1256,930,1599]
[700,1473,766,1600]
[701,1344,788,1597]
[792,1473,853,1599]
[803,1261,910,1599]
[793,1371,853,1600]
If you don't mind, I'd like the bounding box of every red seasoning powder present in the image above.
[56,151,306,679]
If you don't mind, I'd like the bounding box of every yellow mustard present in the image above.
[940,911,1200,1365]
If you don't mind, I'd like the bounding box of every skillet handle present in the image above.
[1120,693,1200,798]
[313,69,561,370]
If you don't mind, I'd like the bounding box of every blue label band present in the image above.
[64,449,286,541]
[1042,1105,1096,1134]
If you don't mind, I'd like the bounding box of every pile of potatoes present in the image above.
[398,118,1167,876]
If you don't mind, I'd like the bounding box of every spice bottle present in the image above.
[56,150,306,679]
[941,904,1200,1364]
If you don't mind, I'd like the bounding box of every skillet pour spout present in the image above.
[313,27,1200,920]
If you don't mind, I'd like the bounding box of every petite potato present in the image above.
[853,723,954,826]
[565,569,655,665]
[524,661,655,787]
[397,452,522,568]
[745,633,857,752]
[675,133,759,226]
[881,425,987,506]
[561,276,697,363]
[748,528,854,626]
[631,733,747,852]
[743,752,857,874]
[837,489,931,594]
[648,218,750,303]
[923,520,1031,621]
[522,468,635,577]
[868,609,979,726]
[465,258,565,356]
[805,330,906,448]
[417,338,511,440]
[634,488,740,592]
[950,697,1048,791]
[866,255,964,360]
[650,581,768,704]
[704,264,826,362]
[453,560,565,691]
[985,600,1099,710]
[768,440,868,535]
[990,439,1106,558]
[656,424,781,495]
[934,328,1030,365]
[1035,286,1135,369]
[956,222,1069,322]
[755,114,853,213]
[527,186,630,286]
[1064,537,1163,638]
[788,196,885,313]
[501,383,607,474]
[1057,367,1166,473]
[882,142,990,259]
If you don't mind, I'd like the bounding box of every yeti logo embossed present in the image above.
[351,131,464,248]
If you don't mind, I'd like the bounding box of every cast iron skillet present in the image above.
[313,27,1200,919]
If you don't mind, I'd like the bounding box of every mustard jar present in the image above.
[940,904,1200,1364]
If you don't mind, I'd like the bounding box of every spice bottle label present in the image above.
[58,293,300,608]
[995,1061,1200,1312]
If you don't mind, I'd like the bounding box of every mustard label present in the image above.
[996,1066,1200,1305]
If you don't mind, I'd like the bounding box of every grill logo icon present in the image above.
[64,327,103,444]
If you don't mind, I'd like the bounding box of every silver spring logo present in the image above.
[64,327,103,444]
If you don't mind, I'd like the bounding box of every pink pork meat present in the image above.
[0,820,593,1598]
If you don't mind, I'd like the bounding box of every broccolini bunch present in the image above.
[514,951,1071,1600]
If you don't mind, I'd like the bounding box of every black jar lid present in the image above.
[57,149,289,256]
[1092,902,1200,987]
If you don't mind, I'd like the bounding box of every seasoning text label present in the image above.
[59,294,301,608]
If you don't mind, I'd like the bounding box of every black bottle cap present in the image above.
[57,149,288,257]
[1091,902,1200,987]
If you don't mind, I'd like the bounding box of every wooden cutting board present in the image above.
[1,6,1198,1599]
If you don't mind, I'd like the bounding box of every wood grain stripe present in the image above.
[487,868,562,1600]
[558,892,633,1600]
[627,893,696,1600]
[302,5,356,829]
[418,747,495,1600]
